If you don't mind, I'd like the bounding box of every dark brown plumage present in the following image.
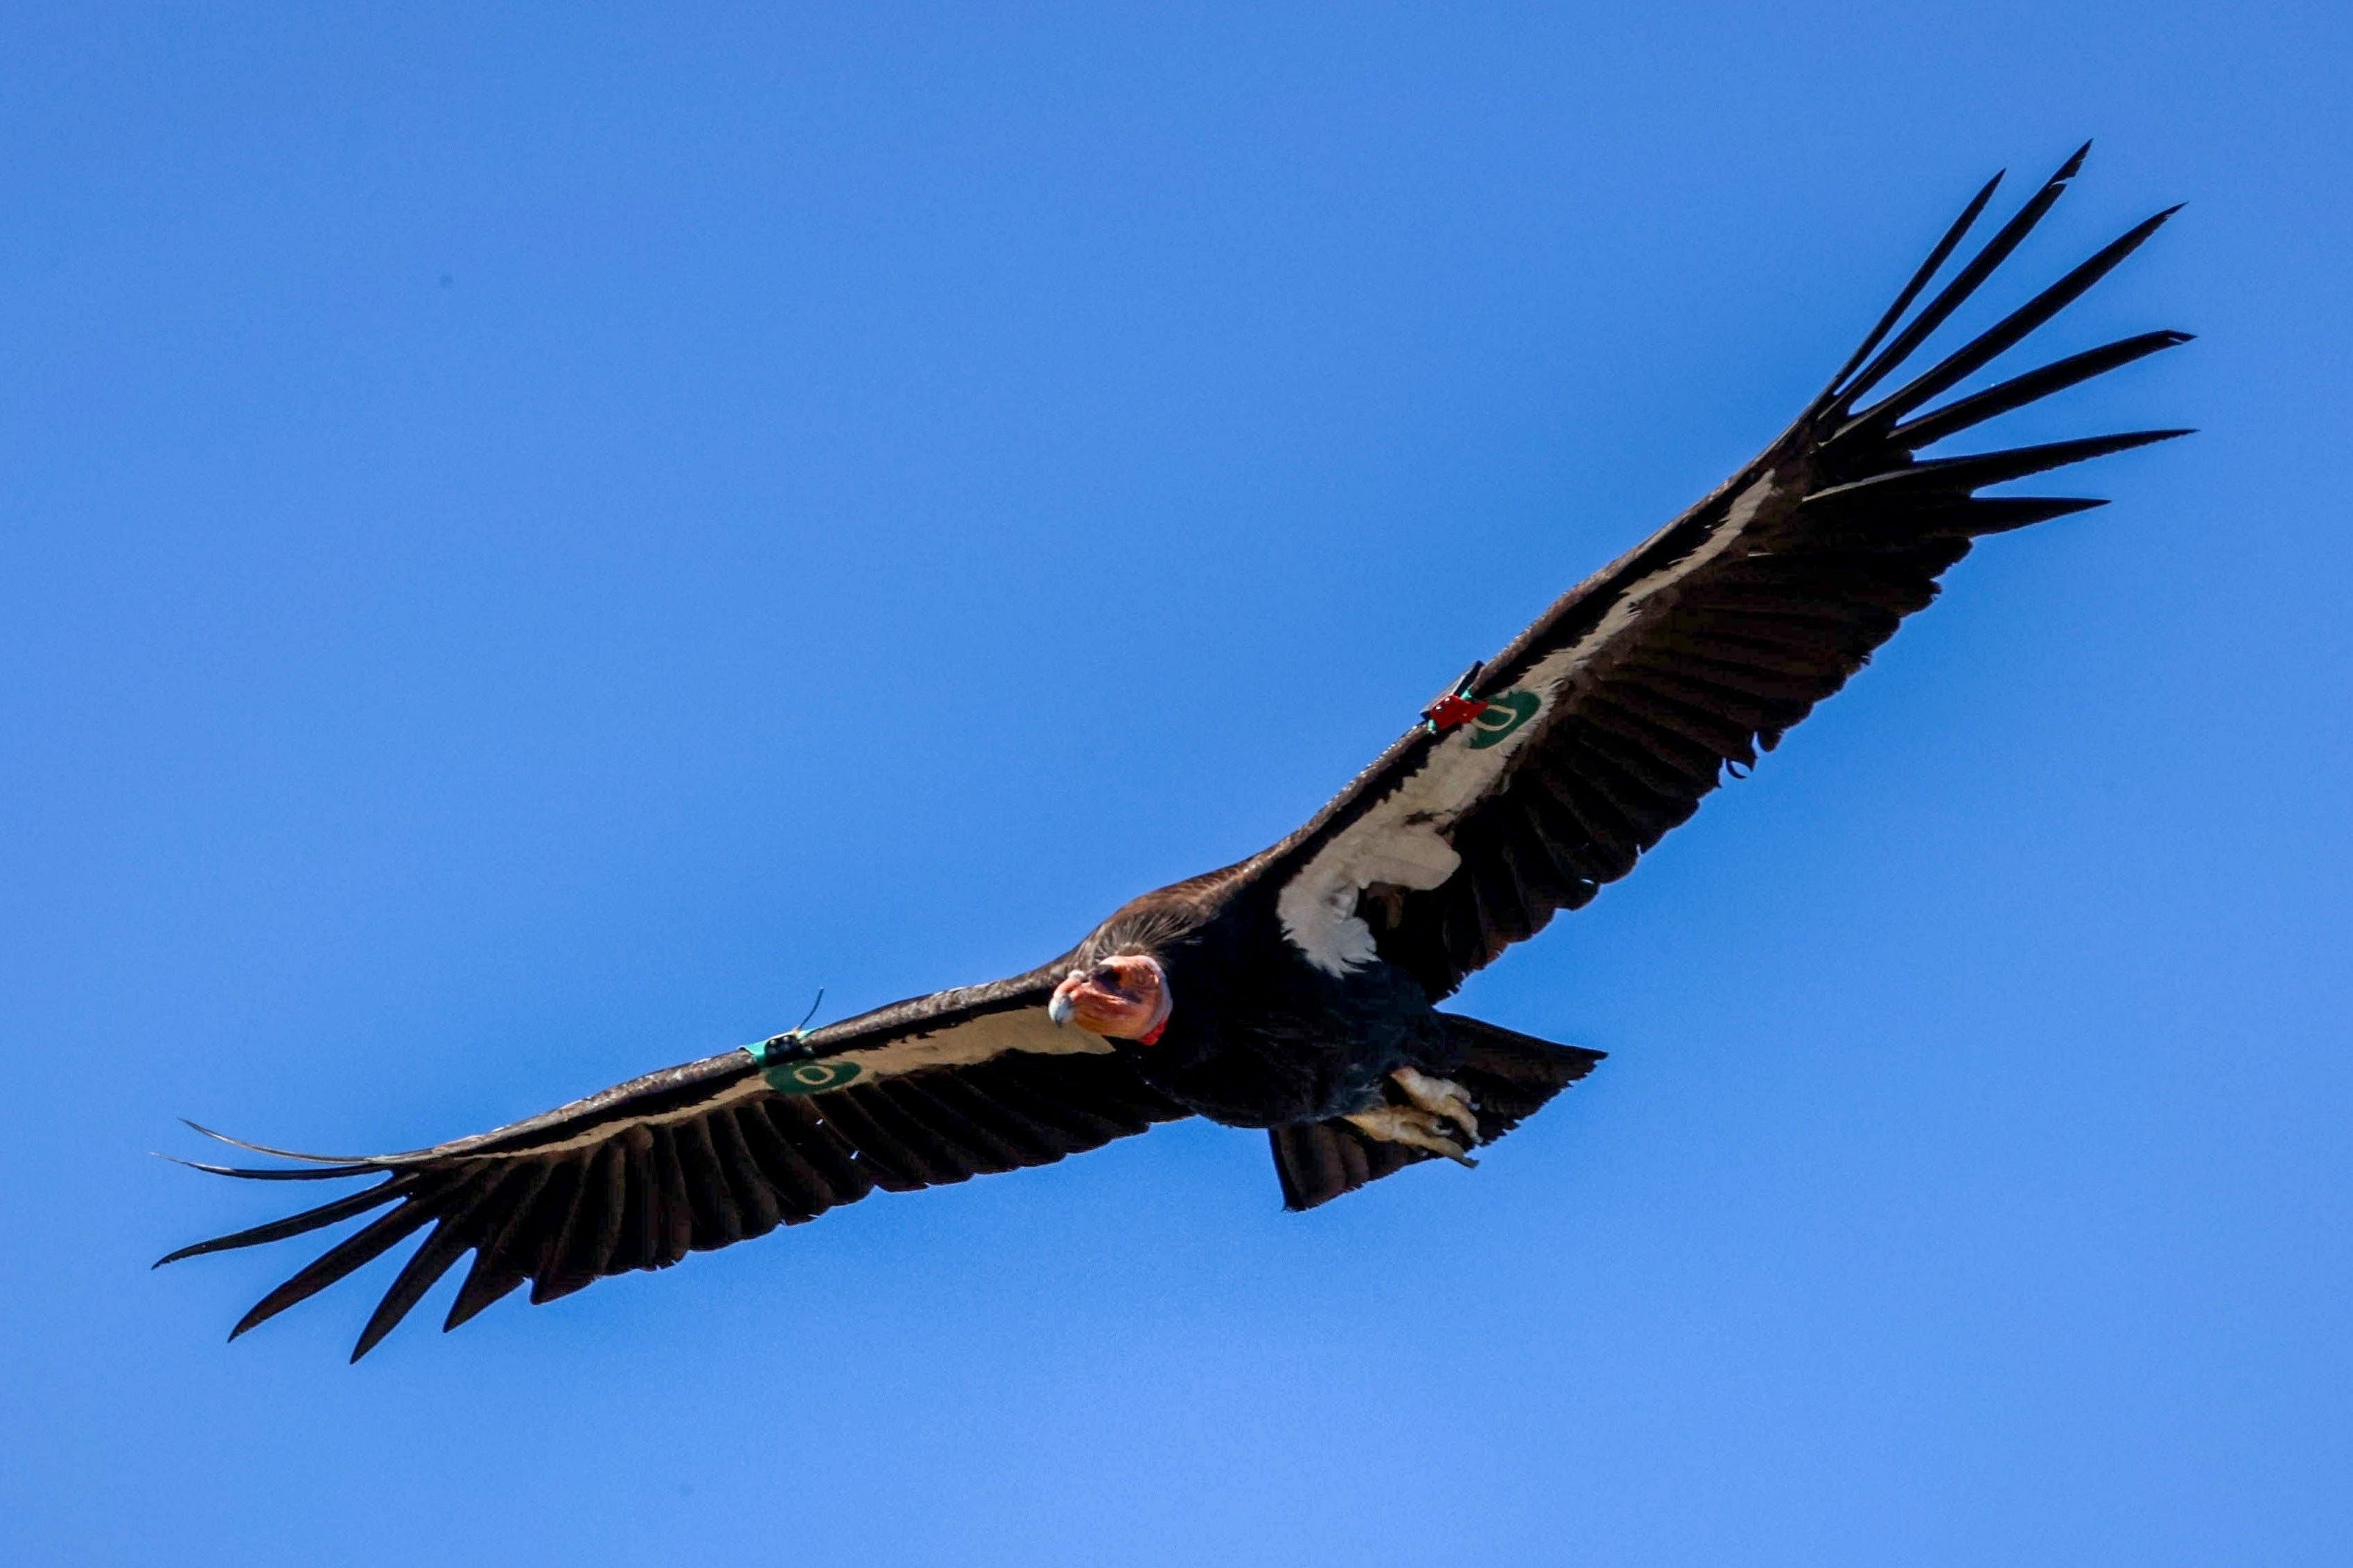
[164,146,2186,1357]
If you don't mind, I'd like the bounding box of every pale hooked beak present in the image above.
[1046,955,1170,1041]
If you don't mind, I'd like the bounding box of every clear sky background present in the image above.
[4,4,2347,1565]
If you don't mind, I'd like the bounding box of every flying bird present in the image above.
[164,146,2186,1359]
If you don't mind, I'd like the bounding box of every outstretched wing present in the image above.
[160,963,1189,1359]
[1258,145,2189,998]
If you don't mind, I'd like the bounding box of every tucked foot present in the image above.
[1342,1104,1479,1167]
[1388,1066,1481,1147]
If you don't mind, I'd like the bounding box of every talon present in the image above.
[1390,1066,1481,1146]
[1342,1106,1478,1167]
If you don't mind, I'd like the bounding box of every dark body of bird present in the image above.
[162,145,2187,1359]
[1081,874,1489,1129]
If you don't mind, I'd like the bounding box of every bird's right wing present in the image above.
[160,962,1189,1359]
[1248,146,2187,999]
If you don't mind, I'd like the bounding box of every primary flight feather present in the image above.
[164,145,2187,1359]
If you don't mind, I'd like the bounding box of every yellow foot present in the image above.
[1342,1103,1478,1167]
[1388,1066,1481,1146]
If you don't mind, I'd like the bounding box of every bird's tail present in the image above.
[1268,1014,1602,1211]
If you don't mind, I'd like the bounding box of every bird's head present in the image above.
[1047,953,1171,1044]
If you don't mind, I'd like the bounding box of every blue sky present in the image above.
[5,3,2348,1564]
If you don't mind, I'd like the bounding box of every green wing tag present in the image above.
[744,1033,863,1095]
[762,1058,862,1095]
[1466,689,1540,749]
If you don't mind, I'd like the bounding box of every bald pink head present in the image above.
[1047,954,1171,1043]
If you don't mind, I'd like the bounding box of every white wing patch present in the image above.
[485,1007,1101,1159]
[1276,474,1780,974]
[830,1005,1112,1080]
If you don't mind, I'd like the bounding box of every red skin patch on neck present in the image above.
[1054,958,1171,1043]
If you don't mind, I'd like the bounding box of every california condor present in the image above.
[163,146,2187,1359]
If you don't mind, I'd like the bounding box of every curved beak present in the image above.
[1043,958,1169,1041]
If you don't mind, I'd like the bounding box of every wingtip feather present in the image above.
[157,1152,375,1181]
[1837,146,2097,407]
[1824,167,2006,394]
[156,1240,213,1269]
[181,1118,372,1164]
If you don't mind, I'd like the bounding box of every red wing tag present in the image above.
[1422,692,1492,732]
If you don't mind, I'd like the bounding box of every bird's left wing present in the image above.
[1250,147,2188,1000]
[161,962,1188,1358]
